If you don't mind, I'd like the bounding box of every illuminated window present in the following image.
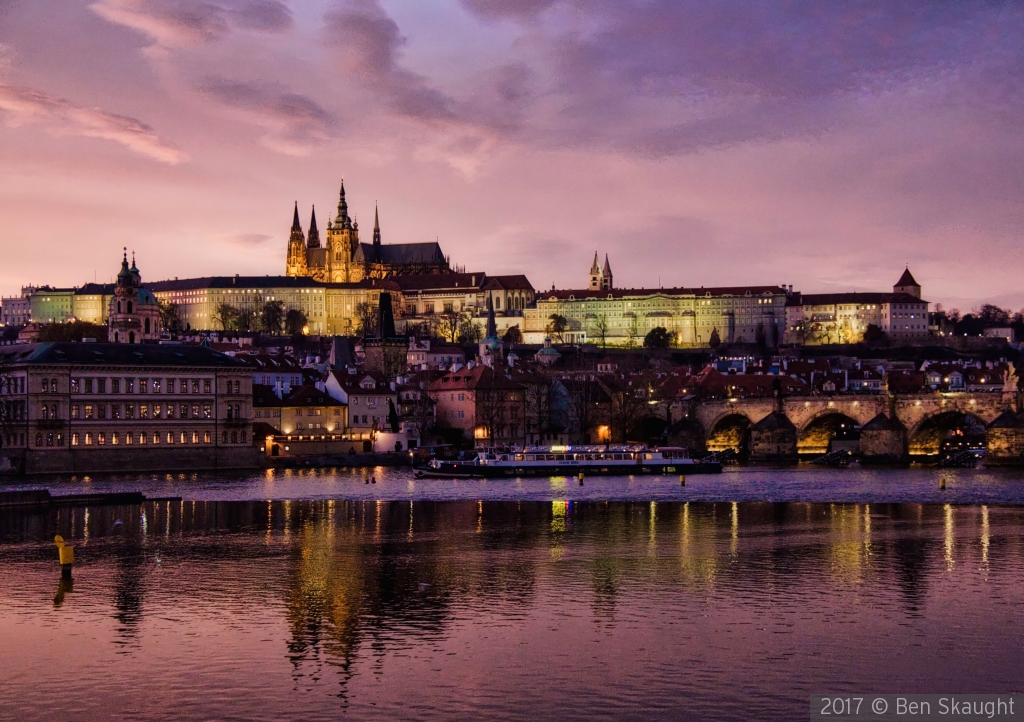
[85,433,93,446]
[72,433,80,447]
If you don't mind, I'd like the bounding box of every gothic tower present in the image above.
[285,202,307,277]
[373,204,381,247]
[601,254,613,290]
[325,179,358,283]
[307,206,320,249]
[589,252,601,290]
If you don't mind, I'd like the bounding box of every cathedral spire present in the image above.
[291,201,301,231]
[373,204,381,246]
[335,179,351,229]
[307,206,320,249]
[590,252,600,275]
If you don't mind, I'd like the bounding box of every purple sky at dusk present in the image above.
[1,0,1023,311]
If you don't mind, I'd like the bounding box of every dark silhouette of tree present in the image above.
[547,314,568,343]
[502,325,523,344]
[260,301,286,335]
[285,309,307,336]
[643,326,672,349]
[709,328,721,349]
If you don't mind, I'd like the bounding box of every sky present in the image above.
[1,0,1023,312]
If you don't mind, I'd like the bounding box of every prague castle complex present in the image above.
[286,180,449,283]
[1,178,932,348]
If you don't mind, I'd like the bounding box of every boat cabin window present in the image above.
[515,454,524,461]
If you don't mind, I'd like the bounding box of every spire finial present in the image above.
[335,178,351,229]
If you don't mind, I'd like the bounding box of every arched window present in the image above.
[117,300,122,313]
[35,433,42,447]
[127,301,133,313]
[129,332,135,344]
[51,378,58,391]
[222,431,228,443]
[114,332,119,343]
[145,318,151,334]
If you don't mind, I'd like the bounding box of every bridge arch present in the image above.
[706,413,755,454]
[797,411,862,456]
[908,411,989,457]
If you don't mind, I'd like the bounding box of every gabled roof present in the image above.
[484,275,534,291]
[284,384,342,406]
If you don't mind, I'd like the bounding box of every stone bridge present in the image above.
[667,391,1022,463]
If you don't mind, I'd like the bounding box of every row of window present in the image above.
[58,430,248,446]
[70,403,218,420]
[67,378,244,395]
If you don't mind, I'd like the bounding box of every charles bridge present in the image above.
[667,390,1024,465]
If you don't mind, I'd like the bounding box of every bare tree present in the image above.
[522,372,556,443]
[213,302,239,331]
[457,314,482,343]
[354,300,378,338]
[432,310,462,343]
[563,373,599,443]
[607,380,648,443]
[590,314,609,348]
[624,315,640,349]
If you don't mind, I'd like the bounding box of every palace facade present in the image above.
[286,180,450,283]
[784,268,930,345]
[522,254,788,347]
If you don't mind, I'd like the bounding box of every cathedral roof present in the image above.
[353,241,447,266]
[483,275,534,291]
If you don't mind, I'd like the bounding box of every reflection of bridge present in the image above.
[674,392,1023,464]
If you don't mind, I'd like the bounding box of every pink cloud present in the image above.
[0,84,186,164]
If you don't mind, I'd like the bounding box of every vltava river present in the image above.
[2,499,1023,721]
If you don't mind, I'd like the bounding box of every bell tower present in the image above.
[589,252,601,290]
[326,179,358,282]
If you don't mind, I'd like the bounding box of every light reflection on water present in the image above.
[2,500,1024,721]
[3,465,1024,503]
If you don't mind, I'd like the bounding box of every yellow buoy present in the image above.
[54,535,74,578]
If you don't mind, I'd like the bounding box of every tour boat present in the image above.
[413,445,722,478]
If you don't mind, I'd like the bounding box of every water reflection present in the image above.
[2,501,1024,721]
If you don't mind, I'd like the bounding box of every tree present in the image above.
[546,314,567,343]
[213,303,238,331]
[158,301,181,333]
[522,373,556,443]
[590,314,609,348]
[863,324,890,347]
[503,325,523,344]
[624,315,640,348]
[259,301,286,335]
[233,308,258,333]
[457,314,482,344]
[285,308,307,336]
[431,310,462,343]
[643,326,672,349]
[354,301,378,338]
[608,381,648,443]
[708,327,721,349]
[979,304,1011,327]
[563,374,600,443]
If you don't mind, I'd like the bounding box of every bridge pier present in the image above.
[984,412,1024,467]
[748,411,798,463]
[858,413,907,464]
